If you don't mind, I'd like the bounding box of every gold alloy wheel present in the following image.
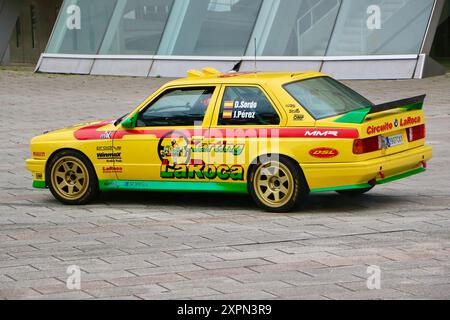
[253,161,294,208]
[51,156,89,201]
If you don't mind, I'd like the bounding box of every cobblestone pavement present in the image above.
[0,68,449,300]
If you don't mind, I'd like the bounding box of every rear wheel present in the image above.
[249,156,308,212]
[47,150,99,205]
[336,187,374,196]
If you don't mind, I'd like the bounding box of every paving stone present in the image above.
[196,258,273,270]
[323,288,415,300]
[0,68,449,299]
[266,283,351,299]
[0,278,64,290]
[84,284,166,299]
[129,264,205,277]
[0,287,42,299]
[24,291,94,300]
[197,290,277,300]
[34,280,114,295]
[108,273,186,287]
[136,287,222,300]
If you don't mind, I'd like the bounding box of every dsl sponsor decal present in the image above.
[309,148,339,159]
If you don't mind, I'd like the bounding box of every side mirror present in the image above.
[121,117,135,129]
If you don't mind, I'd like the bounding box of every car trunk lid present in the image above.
[320,95,427,159]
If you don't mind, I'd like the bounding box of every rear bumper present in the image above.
[25,159,47,188]
[304,145,432,192]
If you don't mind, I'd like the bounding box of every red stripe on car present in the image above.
[74,125,358,140]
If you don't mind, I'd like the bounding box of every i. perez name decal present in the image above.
[366,116,422,135]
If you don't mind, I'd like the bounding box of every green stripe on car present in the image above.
[33,180,47,189]
[99,180,248,194]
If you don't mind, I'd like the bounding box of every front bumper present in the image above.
[303,145,432,192]
[26,159,47,188]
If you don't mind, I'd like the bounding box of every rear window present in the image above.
[284,77,373,119]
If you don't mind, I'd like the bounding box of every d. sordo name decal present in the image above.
[161,160,244,181]
[233,101,258,109]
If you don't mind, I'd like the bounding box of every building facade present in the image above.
[1,0,449,79]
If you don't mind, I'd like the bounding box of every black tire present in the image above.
[46,150,99,205]
[248,155,309,213]
[336,187,374,196]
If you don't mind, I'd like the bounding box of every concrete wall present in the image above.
[0,0,24,64]
[8,0,62,64]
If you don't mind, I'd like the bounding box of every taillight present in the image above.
[353,136,381,154]
[407,124,426,142]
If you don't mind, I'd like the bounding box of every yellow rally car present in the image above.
[26,68,432,212]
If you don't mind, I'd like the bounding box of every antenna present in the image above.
[254,37,257,72]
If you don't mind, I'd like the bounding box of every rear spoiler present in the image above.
[335,95,426,124]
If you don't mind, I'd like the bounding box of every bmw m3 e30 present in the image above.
[26,68,432,212]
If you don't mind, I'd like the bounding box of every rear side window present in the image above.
[284,76,373,120]
[218,86,280,126]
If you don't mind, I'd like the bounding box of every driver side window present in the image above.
[136,87,215,127]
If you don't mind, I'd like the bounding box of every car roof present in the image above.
[165,68,326,87]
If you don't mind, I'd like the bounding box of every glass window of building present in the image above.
[157,0,263,56]
[248,0,341,56]
[46,0,117,54]
[327,0,434,56]
[99,0,175,55]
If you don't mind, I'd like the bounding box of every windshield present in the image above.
[284,77,373,119]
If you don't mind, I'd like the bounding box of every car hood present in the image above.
[32,120,115,143]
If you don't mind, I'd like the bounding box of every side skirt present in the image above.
[99,180,248,194]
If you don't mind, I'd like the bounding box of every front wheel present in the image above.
[249,156,309,213]
[47,150,99,205]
